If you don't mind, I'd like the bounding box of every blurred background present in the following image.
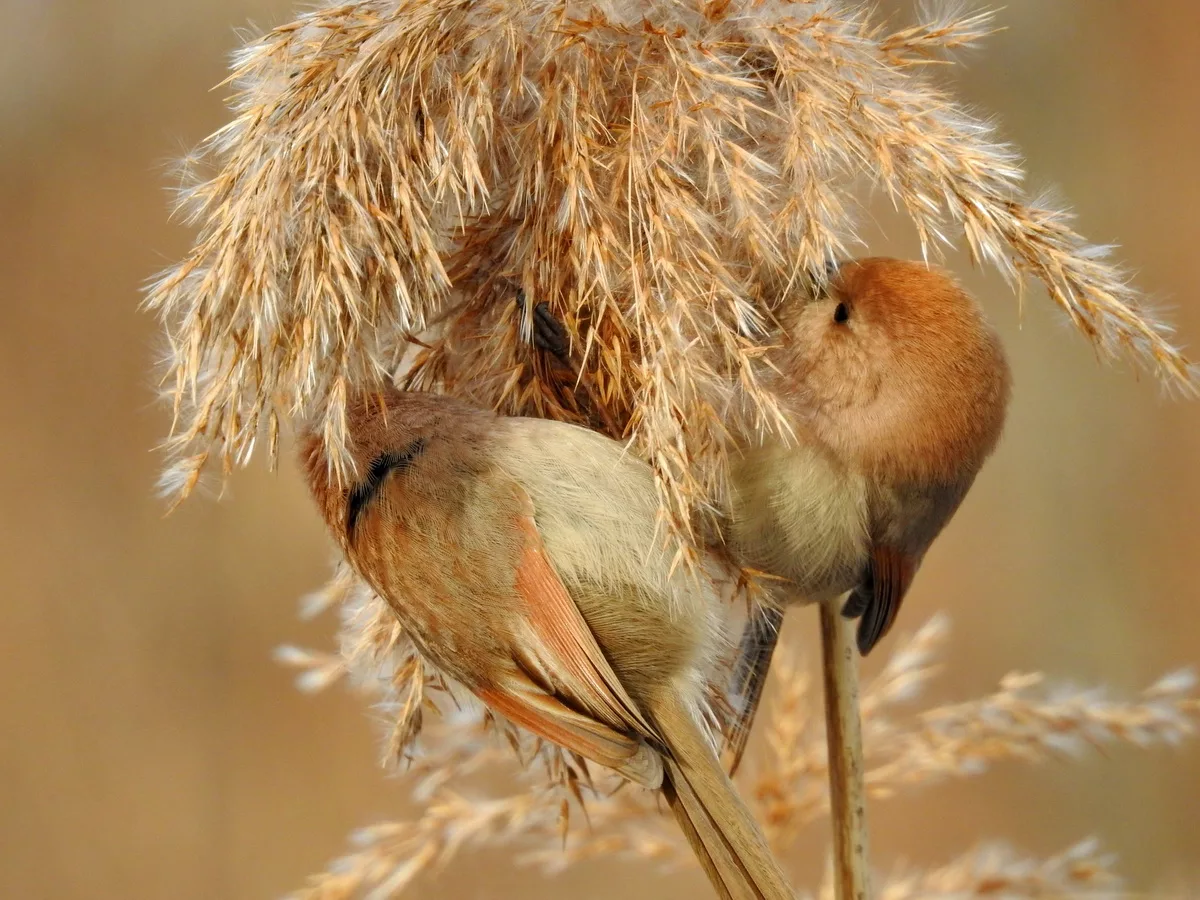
[1,1,1197,897]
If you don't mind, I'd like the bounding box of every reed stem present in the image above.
[819,603,872,900]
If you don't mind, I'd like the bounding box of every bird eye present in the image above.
[833,302,850,324]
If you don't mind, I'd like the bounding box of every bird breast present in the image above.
[489,417,729,696]
[727,438,870,604]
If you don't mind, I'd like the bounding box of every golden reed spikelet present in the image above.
[278,583,1197,897]
[146,0,1195,557]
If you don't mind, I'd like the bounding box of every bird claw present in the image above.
[516,289,571,362]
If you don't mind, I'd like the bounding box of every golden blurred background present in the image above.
[1,1,1197,897]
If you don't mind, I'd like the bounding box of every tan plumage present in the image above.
[725,258,1011,766]
[301,388,794,900]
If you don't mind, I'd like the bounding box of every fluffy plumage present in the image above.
[725,258,1010,767]
[301,387,793,900]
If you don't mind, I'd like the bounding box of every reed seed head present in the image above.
[147,0,1196,546]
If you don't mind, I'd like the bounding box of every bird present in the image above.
[299,387,795,900]
[724,257,1011,764]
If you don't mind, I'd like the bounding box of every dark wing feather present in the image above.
[853,544,917,655]
[722,604,784,776]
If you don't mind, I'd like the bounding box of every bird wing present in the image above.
[852,543,917,655]
[478,509,665,788]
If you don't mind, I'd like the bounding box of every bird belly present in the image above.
[728,440,869,603]
[493,419,730,701]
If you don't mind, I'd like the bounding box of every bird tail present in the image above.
[650,689,794,900]
[725,604,786,775]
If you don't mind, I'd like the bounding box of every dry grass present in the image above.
[278,574,1196,898]
[146,0,1195,557]
[146,2,1199,896]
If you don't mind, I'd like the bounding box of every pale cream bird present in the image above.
[300,388,795,900]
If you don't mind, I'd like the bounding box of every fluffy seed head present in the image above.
[146,0,1195,548]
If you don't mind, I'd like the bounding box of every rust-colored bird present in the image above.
[726,257,1010,762]
[300,388,794,900]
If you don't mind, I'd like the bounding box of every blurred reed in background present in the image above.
[1,2,1198,898]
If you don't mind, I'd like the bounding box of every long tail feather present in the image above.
[652,690,794,900]
[659,772,738,900]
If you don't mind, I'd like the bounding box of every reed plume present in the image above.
[146,0,1194,553]
[278,572,1197,897]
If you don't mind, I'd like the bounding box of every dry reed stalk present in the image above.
[820,604,871,900]
[277,578,1197,898]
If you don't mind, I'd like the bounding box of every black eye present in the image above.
[833,302,850,324]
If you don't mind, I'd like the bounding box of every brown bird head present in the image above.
[299,391,401,534]
[776,257,1011,487]
[297,387,484,549]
